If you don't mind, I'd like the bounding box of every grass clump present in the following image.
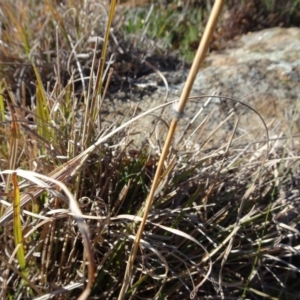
[0,0,300,299]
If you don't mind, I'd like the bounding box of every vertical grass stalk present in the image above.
[12,172,26,272]
[118,0,226,298]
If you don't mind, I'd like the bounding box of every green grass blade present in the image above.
[33,65,53,146]
[12,172,26,271]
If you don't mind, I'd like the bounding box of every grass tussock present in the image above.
[0,0,300,299]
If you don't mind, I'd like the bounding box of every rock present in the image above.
[102,27,300,151]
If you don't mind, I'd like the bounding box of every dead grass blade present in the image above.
[33,282,84,300]
[0,255,43,296]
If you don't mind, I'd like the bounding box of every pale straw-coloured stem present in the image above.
[118,1,226,299]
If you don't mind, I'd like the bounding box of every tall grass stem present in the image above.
[118,0,225,298]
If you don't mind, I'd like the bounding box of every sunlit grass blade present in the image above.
[2,1,31,55]
[33,65,53,147]
[45,0,71,47]
[9,107,20,172]
[1,102,20,216]
[92,0,117,120]
[4,169,95,300]
[0,80,5,123]
[12,172,26,272]
[0,80,8,174]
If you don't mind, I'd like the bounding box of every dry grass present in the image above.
[0,0,300,299]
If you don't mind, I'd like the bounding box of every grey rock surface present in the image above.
[101,27,300,151]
